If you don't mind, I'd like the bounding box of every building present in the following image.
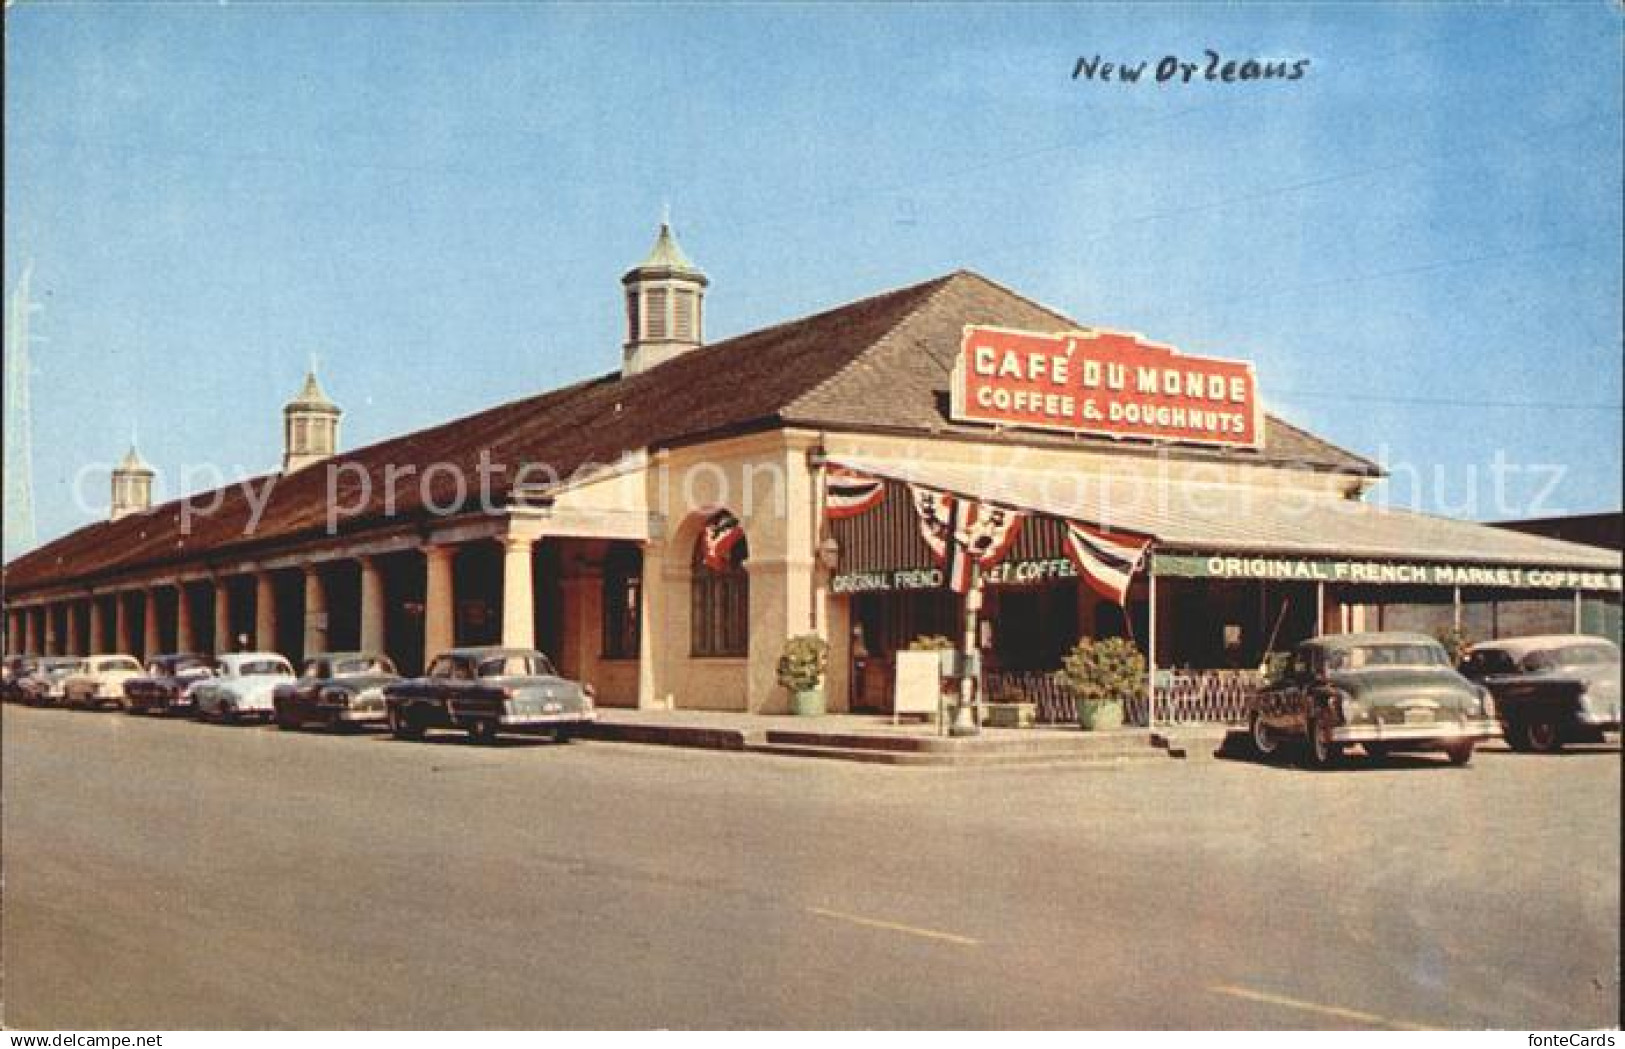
[4,225,1621,720]
[1493,512,1622,553]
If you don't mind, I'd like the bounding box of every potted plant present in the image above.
[1434,626,1476,665]
[983,682,1037,729]
[1059,636,1145,731]
[777,634,830,716]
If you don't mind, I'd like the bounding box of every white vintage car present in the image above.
[62,654,145,710]
[189,652,296,723]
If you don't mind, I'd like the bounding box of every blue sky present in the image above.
[5,2,1621,556]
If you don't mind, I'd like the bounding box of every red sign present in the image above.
[950,325,1264,449]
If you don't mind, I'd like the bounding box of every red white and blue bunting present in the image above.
[823,466,886,520]
[908,484,1025,594]
[1063,520,1151,605]
[700,510,746,572]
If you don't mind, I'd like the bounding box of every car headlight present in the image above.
[1476,685,1494,718]
[1332,691,1362,723]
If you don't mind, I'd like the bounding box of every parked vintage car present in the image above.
[62,654,145,710]
[273,652,401,731]
[122,654,219,715]
[383,646,595,744]
[1459,635,1621,752]
[1248,632,1498,767]
[12,657,88,707]
[2,655,41,701]
[190,652,296,723]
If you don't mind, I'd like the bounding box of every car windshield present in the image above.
[1524,644,1620,671]
[168,656,211,674]
[1327,643,1449,670]
[477,654,555,678]
[45,659,85,672]
[238,659,293,676]
[96,657,141,672]
[334,656,396,676]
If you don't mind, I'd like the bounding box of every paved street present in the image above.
[2,703,1618,1030]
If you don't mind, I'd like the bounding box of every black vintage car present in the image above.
[273,651,401,731]
[1248,632,1499,767]
[383,646,596,744]
[122,653,218,715]
[1460,635,1621,752]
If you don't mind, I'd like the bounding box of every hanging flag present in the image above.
[701,510,745,572]
[908,484,1025,594]
[824,467,886,519]
[1063,520,1151,605]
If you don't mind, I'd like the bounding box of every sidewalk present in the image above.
[579,708,1178,766]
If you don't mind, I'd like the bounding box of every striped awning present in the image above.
[825,455,1622,592]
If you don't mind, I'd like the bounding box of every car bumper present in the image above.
[498,710,598,727]
[329,706,387,723]
[1331,720,1500,744]
[1575,710,1621,729]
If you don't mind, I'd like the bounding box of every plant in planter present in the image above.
[1059,636,1146,731]
[1433,625,1476,665]
[984,683,1037,729]
[777,634,830,716]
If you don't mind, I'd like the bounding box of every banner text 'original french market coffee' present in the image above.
[949,325,1264,448]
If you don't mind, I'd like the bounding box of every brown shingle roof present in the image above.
[4,270,1375,593]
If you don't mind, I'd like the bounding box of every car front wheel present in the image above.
[1249,712,1278,758]
[467,719,498,746]
[1523,720,1562,753]
[387,705,424,741]
[1445,740,1475,766]
[1303,715,1341,769]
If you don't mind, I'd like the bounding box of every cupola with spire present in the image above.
[282,367,341,474]
[621,219,709,376]
[110,442,154,521]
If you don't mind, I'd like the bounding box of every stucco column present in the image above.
[358,557,386,655]
[636,543,666,709]
[254,572,278,652]
[175,585,197,653]
[213,578,232,654]
[44,604,60,655]
[143,589,161,659]
[67,600,85,654]
[302,567,328,658]
[26,607,41,654]
[115,592,133,654]
[500,536,535,650]
[423,545,455,661]
[88,596,107,654]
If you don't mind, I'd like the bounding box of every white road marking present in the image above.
[1209,984,1439,1031]
[807,906,979,946]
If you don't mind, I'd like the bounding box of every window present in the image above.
[602,544,642,659]
[691,520,749,657]
[646,288,669,339]
[674,289,695,340]
[478,653,556,678]
[627,290,641,342]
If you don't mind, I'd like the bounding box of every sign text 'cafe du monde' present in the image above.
[949,325,1264,448]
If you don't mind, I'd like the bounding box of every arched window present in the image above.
[601,543,642,660]
[692,513,749,657]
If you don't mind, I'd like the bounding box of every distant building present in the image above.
[1493,512,1622,553]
